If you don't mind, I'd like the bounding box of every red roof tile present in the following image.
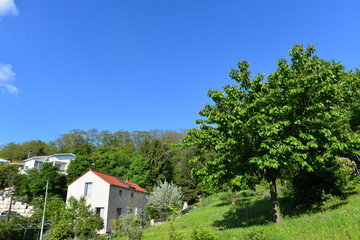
[70,169,148,193]
[9,162,25,165]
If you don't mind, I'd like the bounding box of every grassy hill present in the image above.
[111,182,360,240]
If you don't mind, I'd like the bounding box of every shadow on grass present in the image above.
[213,191,355,229]
[213,198,273,228]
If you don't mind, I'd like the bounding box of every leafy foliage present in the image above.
[116,212,143,240]
[0,164,23,189]
[17,163,67,199]
[61,196,103,240]
[184,44,360,222]
[0,140,54,162]
[291,157,355,205]
[191,227,218,240]
[146,180,182,219]
[44,221,73,240]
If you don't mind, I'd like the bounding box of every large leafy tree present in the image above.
[18,163,67,199]
[0,140,53,162]
[184,44,360,223]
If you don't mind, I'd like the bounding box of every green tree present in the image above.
[62,196,104,240]
[184,44,360,223]
[138,137,172,186]
[0,140,53,162]
[146,180,182,219]
[18,163,67,199]
[0,164,23,189]
[116,211,143,240]
[66,154,93,183]
[49,129,94,154]
[171,145,201,204]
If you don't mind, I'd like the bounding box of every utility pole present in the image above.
[39,180,49,240]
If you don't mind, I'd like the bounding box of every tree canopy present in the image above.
[184,44,360,223]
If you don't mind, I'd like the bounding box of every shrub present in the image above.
[244,230,266,240]
[168,222,182,240]
[44,221,73,240]
[118,212,143,240]
[146,180,182,220]
[292,157,355,206]
[191,227,218,240]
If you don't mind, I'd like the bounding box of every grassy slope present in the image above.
[115,185,360,240]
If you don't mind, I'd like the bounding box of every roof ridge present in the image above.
[90,169,127,180]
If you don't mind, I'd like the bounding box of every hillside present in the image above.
[110,183,360,240]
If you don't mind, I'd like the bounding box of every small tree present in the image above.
[146,180,182,219]
[117,211,143,240]
[45,196,104,240]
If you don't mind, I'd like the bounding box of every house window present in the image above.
[85,182,92,197]
[131,192,134,198]
[119,190,122,197]
[116,208,122,218]
[96,207,104,218]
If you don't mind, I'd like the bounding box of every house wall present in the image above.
[0,159,10,166]
[107,185,148,231]
[24,159,36,169]
[67,171,110,234]
[48,154,75,172]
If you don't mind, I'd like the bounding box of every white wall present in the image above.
[24,159,36,169]
[107,186,148,231]
[48,154,74,172]
[67,171,110,234]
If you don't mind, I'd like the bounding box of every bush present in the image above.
[117,212,143,240]
[291,157,355,206]
[44,221,73,240]
[146,180,182,220]
[191,227,218,240]
[244,230,266,240]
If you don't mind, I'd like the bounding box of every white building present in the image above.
[0,159,11,166]
[67,169,148,233]
[20,153,75,174]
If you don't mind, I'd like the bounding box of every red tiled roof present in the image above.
[70,169,148,194]
[9,162,25,165]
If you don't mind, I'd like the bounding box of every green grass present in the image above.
[110,184,360,240]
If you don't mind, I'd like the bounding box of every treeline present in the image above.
[0,129,201,203]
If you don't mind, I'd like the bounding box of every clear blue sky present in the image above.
[1,0,360,146]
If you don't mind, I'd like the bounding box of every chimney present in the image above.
[27,151,33,158]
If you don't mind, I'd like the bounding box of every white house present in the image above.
[67,169,148,233]
[20,153,75,174]
[0,159,11,166]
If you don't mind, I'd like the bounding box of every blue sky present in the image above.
[1,0,360,146]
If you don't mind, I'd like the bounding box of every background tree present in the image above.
[184,44,360,223]
[18,163,67,199]
[137,137,172,186]
[0,140,53,162]
[171,145,201,204]
[0,164,23,189]
[49,129,94,154]
[66,154,93,183]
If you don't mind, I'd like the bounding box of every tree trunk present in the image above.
[266,168,282,223]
